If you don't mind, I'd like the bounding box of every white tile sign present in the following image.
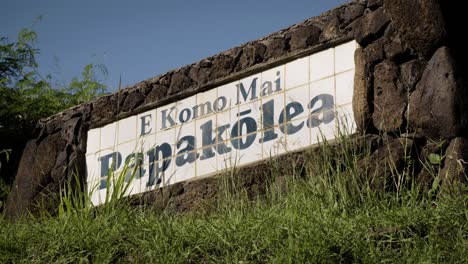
[86,40,357,205]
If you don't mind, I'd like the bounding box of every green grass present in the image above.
[0,135,467,263]
[0,149,12,213]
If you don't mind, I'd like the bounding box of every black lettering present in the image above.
[236,78,258,105]
[161,107,177,129]
[98,152,122,190]
[175,135,198,166]
[274,71,282,92]
[213,96,227,112]
[231,110,257,150]
[307,94,335,128]
[123,153,145,181]
[261,81,273,96]
[147,143,172,187]
[179,108,191,123]
[140,114,152,136]
[259,99,278,143]
[192,102,213,119]
[279,102,304,134]
[199,120,231,160]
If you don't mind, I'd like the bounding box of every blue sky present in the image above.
[1,0,349,92]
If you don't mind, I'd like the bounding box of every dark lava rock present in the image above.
[399,59,426,92]
[90,94,118,124]
[210,52,239,79]
[358,138,414,190]
[144,83,169,105]
[168,68,193,95]
[372,60,407,132]
[383,0,446,60]
[340,3,366,25]
[354,8,390,47]
[121,92,145,112]
[263,37,290,61]
[289,24,321,50]
[352,47,373,132]
[439,137,468,185]
[408,47,460,139]
[319,16,341,43]
[361,38,385,65]
[5,133,65,220]
[234,42,267,72]
[188,59,213,86]
[367,0,383,10]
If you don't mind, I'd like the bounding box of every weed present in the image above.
[0,127,466,263]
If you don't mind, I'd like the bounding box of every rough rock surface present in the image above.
[415,140,448,190]
[408,47,460,139]
[440,137,468,185]
[352,47,373,132]
[5,0,468,220]
[383,0,446,60]
[358,137,414,190]
[354,8,390,47]
[372,60,406,132]
[6,105,90,219]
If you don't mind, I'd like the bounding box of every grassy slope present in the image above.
[1,137,467,263]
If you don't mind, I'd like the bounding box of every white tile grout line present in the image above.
[333,46,338,134]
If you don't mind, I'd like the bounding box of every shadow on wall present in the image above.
[440,2,467,72]
[0,126,35,186]
[440,1,468,136]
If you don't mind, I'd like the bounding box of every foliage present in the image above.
[66,63,107,105]
[0,134,466,263]
[0,149,12,211]
[0,28,107,131]
[0,26,109,213]
[0,24,466,264]
[0,149,11,172]
[57,158,138,218]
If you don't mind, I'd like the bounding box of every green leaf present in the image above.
[1,26,107,131]
[18,29,37,44]
[428,153,443,165]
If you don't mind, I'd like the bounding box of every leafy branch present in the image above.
[0,28,108,131]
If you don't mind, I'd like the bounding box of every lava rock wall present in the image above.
[5,0,467,220]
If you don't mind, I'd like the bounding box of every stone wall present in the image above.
[5,0,467,219]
